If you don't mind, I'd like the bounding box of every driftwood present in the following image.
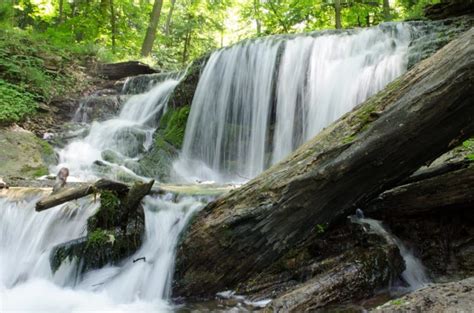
[173,29,474,297]
[367,165,474,217]
[97,61,158,80]
[35,179,129,212]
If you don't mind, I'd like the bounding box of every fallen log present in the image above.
[366,165,474,217]
[97,61,158,80]
[173,29,474,297]
[35,179,129,212]
[403,159,471,184]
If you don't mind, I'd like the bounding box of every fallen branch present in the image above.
[35,179,129,212]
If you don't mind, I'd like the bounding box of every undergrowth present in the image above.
[0,27,94,125]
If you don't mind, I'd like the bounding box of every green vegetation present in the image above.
[1,1,440,69]
[87,190,121,231]
[0,26,90,125]
[87,229,111,248]
[462,138,474,161]
[160,106,190,148]
[0,79,37,124]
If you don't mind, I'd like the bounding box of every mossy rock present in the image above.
[51,182,152,274]
[137,106,190,181]
[0,127,56,179]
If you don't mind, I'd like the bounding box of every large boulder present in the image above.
[0,126,55,181]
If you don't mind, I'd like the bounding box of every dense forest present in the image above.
[1,0,440,64]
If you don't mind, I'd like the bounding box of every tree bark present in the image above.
[173,29,474,298]
[35,179,129,212]
[334,0,342,29]
[110,0,116,54]
[164,0,176,36]
[367,166,474,217]
[97,61,158,80]
[383,0,391,21]
[141,0,164,57]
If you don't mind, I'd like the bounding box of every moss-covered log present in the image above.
[173,29,474,297]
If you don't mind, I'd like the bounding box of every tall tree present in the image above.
[254,0,261,35]
[110,0,116,54]
[141,0,164,57]
[383,0,391,20]
[164,0,176,35]
[334,0,342,29]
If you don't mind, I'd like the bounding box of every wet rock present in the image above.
[372,277,474,312]
[51,180,153,273]
[111,127,147,157]
[267,245,403,312]
[73,94,129,123]
[137,106,189,181]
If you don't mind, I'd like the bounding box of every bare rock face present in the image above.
[372,277,474,313]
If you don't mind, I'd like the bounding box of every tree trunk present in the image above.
[334,0,342,29]
[383,0,391,21]
[173,29,474,298]
[367,166,474,217]
[97,61,158,80]
[182,30,191,64]
[164,0,176,36]
[35,179,130,212]
[141,0,164,57]
[254,0,261,35]
[58,0,64,24]
[110,0,116,54]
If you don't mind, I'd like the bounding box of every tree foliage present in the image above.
[0,1,440,69]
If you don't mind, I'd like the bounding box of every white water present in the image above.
[174,23,413,183]
[0,193,205,312]
[352,216,430,290]
[55,77,181,182]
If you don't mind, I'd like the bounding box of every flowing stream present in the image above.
[0,191,206,312]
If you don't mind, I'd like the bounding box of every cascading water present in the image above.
[174,23,413,183]
[56,76,181,181]
[351,215,430,290]
[0,191,205,312]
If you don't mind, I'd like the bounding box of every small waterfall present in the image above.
[174,23,413,183]
[352,216,430,290]
[0,192,205,311]
[56,77,182,181]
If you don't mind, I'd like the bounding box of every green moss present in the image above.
[160,106,190,148]
[462,138,474,161]
[32,166,49,177]
[87,229,110,248]
[87,190,121,231]
[390,299,405,306]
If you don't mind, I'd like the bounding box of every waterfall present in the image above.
[0,191,205,312]
[174,23,413,183]
[56,77,181,182]
[352,216,430,290]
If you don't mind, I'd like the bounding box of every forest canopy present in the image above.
[0,0,440,69]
